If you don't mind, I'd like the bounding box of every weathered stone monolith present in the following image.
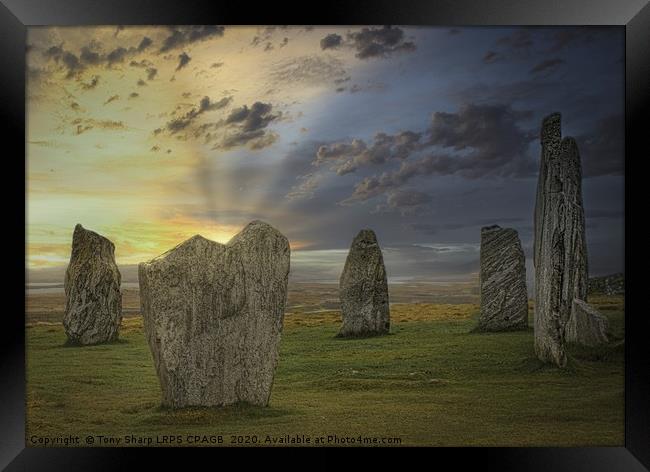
[338,229,390,337]
[138,220,290,408]
[477,225,528,331]
[63,224,122,345]
[533,113,589,366]
[565,299,609,346]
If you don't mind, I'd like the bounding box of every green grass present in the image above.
[26,297,624,447]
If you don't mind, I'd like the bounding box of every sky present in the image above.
[26,26,624,284]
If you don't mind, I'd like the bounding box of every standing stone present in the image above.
[477,225,528,331]
[338,229,390,337]
[533,113,589,366]
[63,224,122,345]
[138,220,290,408]
[565,299,609,346]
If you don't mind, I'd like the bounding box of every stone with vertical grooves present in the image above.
[138,220,290,408]
[63,224,122,345]
[565,299,609,346]
[533,113,589,367]
[477,225,528,331]
[338,229,390,337]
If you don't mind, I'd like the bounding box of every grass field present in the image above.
[25,290,624,447]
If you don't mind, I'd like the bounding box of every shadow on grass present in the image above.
[333,332,394,340]
[141,402,293,426]
[62,337,130,348]
[468,325,533,335]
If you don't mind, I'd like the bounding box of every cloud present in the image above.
[315,131,422,175]
[286,173,322,200]
[347,26,416,59]
[215,101,280,150]
[129,92,139,99]
[137,36,153,52]
[106,47,128,65]
[41,37,157,78]
[159,26,225,52]
[269,55,347,86]
[103,94,119,105]
[338,103,536,203]
[164,95,232,133]
[146,67,158,80]
[575,113,624,177]
[71,118,126,135]
[409,216,524,235]
[483,50,501,64]
[137,79,147,86]
[176,52,191,71]
[374,189,432,215]
[529,58,564,74]
[547,29,594,53]
[320,33,343,50]
[79,75,99,90]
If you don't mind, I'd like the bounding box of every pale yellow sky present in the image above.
[27,26,363,267]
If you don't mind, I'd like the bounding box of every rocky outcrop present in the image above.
[588,273,625,296]
[565,299,609,346]
[138,220,290,408]
[533,113,589,367]
[477,225,528,331]
[63,224,122,345]
[338,229,390,337]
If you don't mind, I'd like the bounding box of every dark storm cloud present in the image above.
[106,47,128,65]
[315,131,422,175]
[137,36,153,52]
[41,37,157,79]
[79,46,101,65]
[176,52,191,71]
[214,101,280,150]
[159,26,225,52]
[320,33,343,50]
[575,113,624,177]
[339,103,537,203]
[164,96,232,133]
[529,58,565,74]
[60,52,82,78]
[347,26,416,59]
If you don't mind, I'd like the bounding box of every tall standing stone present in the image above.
[338,229,390,337]
[63,224,122,345]
[477,225,528,331]
[565,299,609,346]
[533,113,589,366]
[138,220,290,408]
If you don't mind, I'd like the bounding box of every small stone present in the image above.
[565,299,609,346]
[63,224,122,345]
[139,220,290,408]
[338,229,390,337]
[477,225,528,331]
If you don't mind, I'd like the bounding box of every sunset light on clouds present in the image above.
[26,26,624,282]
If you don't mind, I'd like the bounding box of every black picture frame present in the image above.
[2,0,646,469]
